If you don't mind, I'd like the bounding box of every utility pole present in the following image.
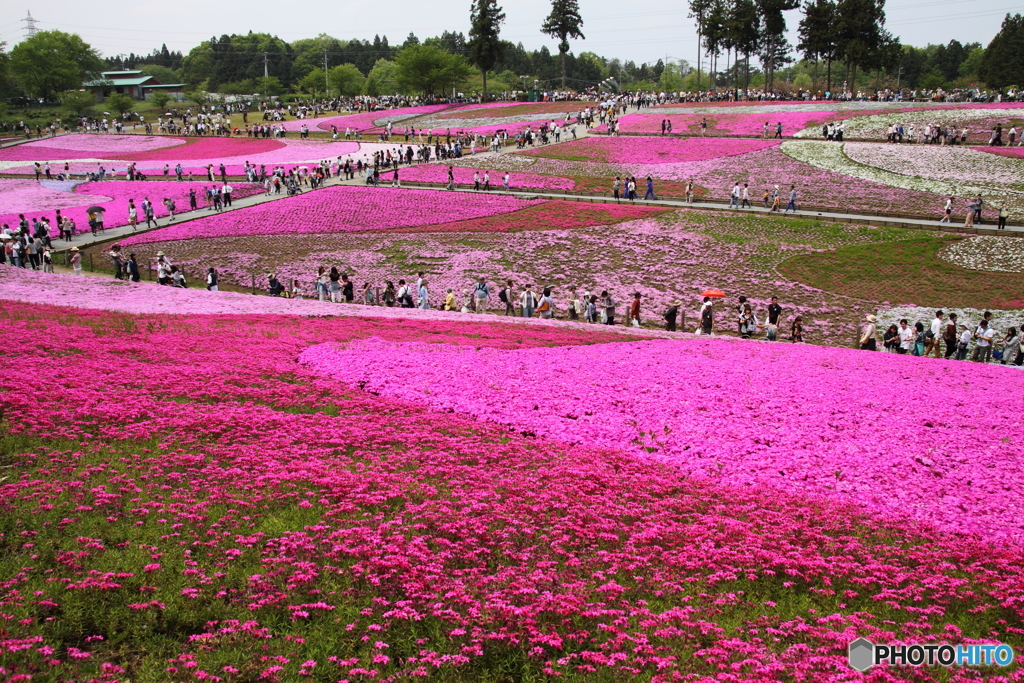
[263,52,269,79]
[323,48,329,96]
[23,11,38,38]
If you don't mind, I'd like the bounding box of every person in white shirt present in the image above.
[729,183,740,209]
[972,320,995,362]
[957,325,972,360]
[940,196,953,223]
[898,319,915,354]
[927,310,944,358]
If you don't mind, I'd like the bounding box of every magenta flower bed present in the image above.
[399,164,575,190]
[973,146,1024,159]
[522,136,780,163]
[118,136,285,161]
[611,111,838,136]
[11,134,188,156]
[120,186,545,245]
[5,292,1024,680]
[0,180,262,230]
[301,335,1024,544]
[274,105,452,132]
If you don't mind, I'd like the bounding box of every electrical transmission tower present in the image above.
[23,11,39,38]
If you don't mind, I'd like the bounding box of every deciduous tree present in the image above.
[10,30,103,101]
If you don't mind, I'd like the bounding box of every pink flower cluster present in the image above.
[120,186,545,245]
[0,292,1022,680]
[523,136,780,163]
[398,164,575,190]
[0,180,261,230]
[275,104,452,132]
[300,335,1024,544]
[607,111,838,136]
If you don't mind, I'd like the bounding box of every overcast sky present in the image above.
[0,0,1016,69]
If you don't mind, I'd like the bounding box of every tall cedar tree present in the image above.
[468,0,506,101]
[978,13,1024,89]
[541,0,585,89]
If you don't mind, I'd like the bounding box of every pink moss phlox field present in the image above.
[273,104,452,132]
[2,296,1023,680]
[0,179,110,216]
[116,136,286,161]
[0,268,680,337]
[608,111,838,136]
[399,164,575,190]
[300,336,1024,544]
[0,180,261,230]
[973,146,1024,159]
[8,134,188,157]
[522,136,780,163]
[119,186,546,245]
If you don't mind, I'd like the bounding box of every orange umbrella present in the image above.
[701,289,726,298]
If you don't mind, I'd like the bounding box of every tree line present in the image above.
[0,3,1021,106]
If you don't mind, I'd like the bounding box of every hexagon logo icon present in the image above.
[849,637,875,672]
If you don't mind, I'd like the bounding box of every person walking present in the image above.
[499,280,516,316]
[998,205,1009,230]
[943,313,959,358]
[972,320,995,362]
[740,184,751,209]
[926,310,944,358]
[700,298,714,335]
[601,291,616,325]
[663,300,680,331]
[859,314,878,350]
[956,325,972,360]
[612,177,622,203]
[643,177,657,201]
[520,285,537,318]
[783,185,798,214]
[1001,328,1020,366]
[473,277,489,313]
[566,286,580,321]
[69,247,82,275]
[206,267,219,291]
[729,183,740,209]
[629,292,641,327]
[766,296,782,340]
[418,279,430,309]
[940,196,952,223]
[537,288,555,319]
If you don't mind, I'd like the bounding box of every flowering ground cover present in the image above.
[606,110,839,136]
[1,298,1023,680]
[115,136,285,162]
[779,236,1024,310]
[938,235,1024,273]
[0,179,262,231]
[112,209,910,345]
[500,142,950,214]
[119,186,546,245]
[288,104,453,132]
[17,134,188,155]
[0,139,401,178]
[0,179,110,217]
[974,146,1024,159]
[782,141,1024,214]
[793,108,1024,140]
[521,136,779,163]
[842,142,1024,190]
[301,333,1024,542]
[399,163,576,190]
[434,101,585,120]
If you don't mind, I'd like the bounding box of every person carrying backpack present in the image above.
[499,280,515,316]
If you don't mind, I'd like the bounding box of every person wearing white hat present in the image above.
[860,314,878,351]
[70,247,82,275]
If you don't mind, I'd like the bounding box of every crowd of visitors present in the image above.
[859,310,1021,365]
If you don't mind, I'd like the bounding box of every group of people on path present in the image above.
[859,310,1022,365]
